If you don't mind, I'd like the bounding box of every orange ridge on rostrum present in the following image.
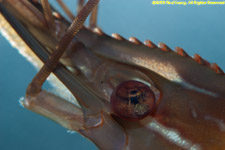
[158,43,172,52]
[211,63,224,74]
[92,27,104,35]
[129,37,142,45]
[111,33,126,41]
[144,40,157,48]
[175,47,189,57]
[103,31,225,75]
[194,54,205,65]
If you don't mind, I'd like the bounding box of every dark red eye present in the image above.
[110,80,156,120]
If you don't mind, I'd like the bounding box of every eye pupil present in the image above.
[110,80,156,120]
[129,91,139,105]
[130,89,137,95]
[129,96,139,104]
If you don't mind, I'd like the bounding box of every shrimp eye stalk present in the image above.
[110,80,156,120]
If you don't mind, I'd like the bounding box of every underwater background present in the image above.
[1,0,225,149]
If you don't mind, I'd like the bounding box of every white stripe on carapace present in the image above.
[148,120,201,150]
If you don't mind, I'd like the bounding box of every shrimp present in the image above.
[0,0,223,149]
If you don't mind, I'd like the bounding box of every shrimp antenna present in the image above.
[27,0,100,96]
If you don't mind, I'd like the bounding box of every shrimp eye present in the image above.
[110,80,156,120]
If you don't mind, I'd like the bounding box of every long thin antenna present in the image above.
[27,0,100,96]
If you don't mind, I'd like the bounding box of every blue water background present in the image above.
[0,0,225,149]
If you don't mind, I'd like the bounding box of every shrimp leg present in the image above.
[40,0,56,37]
[77,0,85,13]
[89,3,98,29]
[56,0,75,20]
[57,0,98,29]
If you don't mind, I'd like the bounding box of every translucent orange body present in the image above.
[1,0,225,150]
